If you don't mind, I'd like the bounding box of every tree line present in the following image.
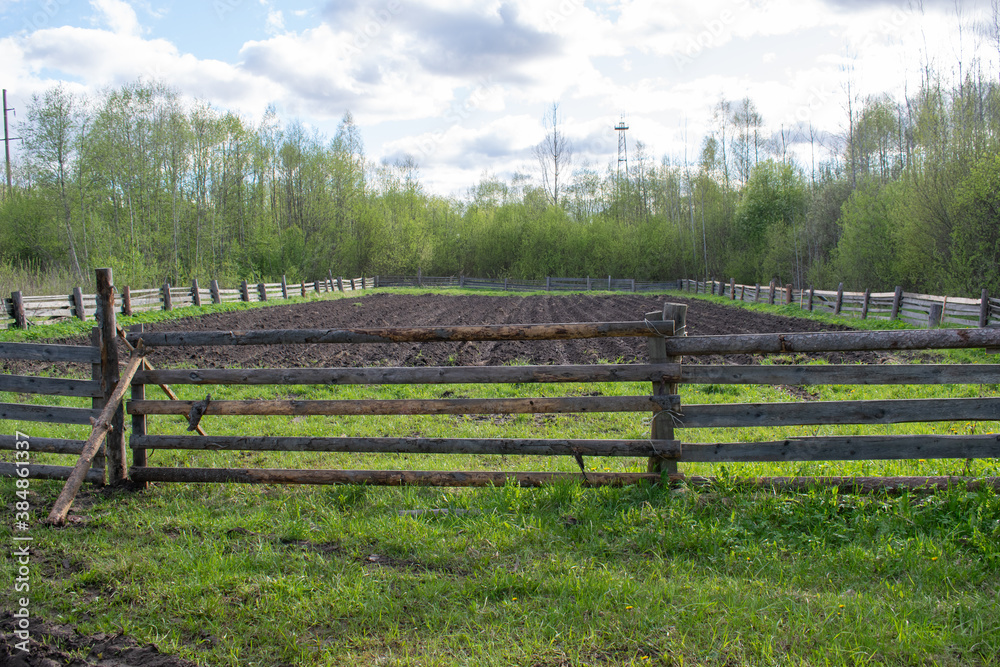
[3,47,1000,297]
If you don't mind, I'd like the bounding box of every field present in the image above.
[2,291,999,666]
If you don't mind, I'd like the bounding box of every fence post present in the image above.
[861,289,871,319]
[980,289,990,327]
[130,323,147,487]
[928,303,943,328]
[89,327,105,484]
[210,280,221,304]
[257,282,267,301]
[191,278,201,307]
[300,281,306,298]
[807,286,814,311]
[834,283,844,315]
[120,286,132,316]
[755,283,761,303]
[459,274,464,288]
[11,291,26,329]
[587,276,591,291]
[504,277,508,291]
[767,281,775,305]
[890,286,903,320]
[730,278,736,300]
[71,286,86,320]
[546,276,551,291]
[337,276,344,292]
[784,284,793,305]
[162,282,172,311]
[739,285,745,301]
[281,275,288,299]
[631,278,636,293]
[418,268,423,287]
[647,303,685,477]
[240,280,250,302]
[95,268,125,484]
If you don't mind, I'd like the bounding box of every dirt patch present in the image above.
[96,293,894,370]
[7,292,910,384]
[0,611,197,667]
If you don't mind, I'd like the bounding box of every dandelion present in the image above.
[931,557,938,561]
[625,605,633,610]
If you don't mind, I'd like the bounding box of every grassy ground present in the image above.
[2,290,1000,665]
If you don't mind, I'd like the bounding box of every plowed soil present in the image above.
[127,292,887,369]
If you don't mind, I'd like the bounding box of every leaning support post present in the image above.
[861,289,871,319]
[647,302,686,476]
[257,282,267,301]
[96,269,126,483]
[11,291,26,329]
[834,283,844,315]
[890,286,903,320]
[46,343,145,525]
[210,279,221,304]
[191,278,201,307]
[980,289,990,327]
[337,276,344,292]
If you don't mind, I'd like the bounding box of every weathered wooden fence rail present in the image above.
[124,301,1000,491]
[681,278,996,329]
[2,274,374,329]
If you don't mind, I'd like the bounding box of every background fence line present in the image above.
[2,274,374,329]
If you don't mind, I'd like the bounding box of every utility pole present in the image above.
[4,89,18,198]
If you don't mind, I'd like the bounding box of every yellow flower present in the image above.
[625,605,633,610]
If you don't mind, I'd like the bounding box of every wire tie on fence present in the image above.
[643,318,670,338]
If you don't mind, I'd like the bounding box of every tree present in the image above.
[23,84,86,281]
[533,102,571,207]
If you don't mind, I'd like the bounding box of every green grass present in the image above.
[2,288,1000,665]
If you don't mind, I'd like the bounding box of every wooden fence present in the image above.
[681,278,998,329]
[2,273,374,329]
[0,330,109,485]
[376,273,676,293]
[121,301,1000,492]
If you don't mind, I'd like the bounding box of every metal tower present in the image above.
[615,116,628,182]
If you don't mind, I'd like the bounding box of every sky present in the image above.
[0,0,994,196]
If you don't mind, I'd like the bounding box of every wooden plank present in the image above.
[0,375,103,397]
[680,434,1000,462]
[676,396,1000,428]
[0,435,87,454]
[127,321,677,347]
[128,466,662,487]
[128,394,676,416]
[134,363,682,386]
[681,364,1000,386]
[132,435,680,457]
[0,462,104,483]
[660,327,1000,356]
[681,475,1000,493]
[0,402,99,424]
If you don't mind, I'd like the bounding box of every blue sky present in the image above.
[0,0,990,195]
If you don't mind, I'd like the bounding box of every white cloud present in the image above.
[90,0,141,37]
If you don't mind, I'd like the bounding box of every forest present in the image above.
[3,49,1000,297]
